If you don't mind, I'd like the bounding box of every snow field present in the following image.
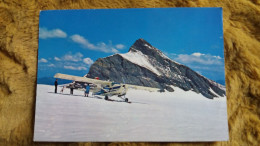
[34,84,229,142]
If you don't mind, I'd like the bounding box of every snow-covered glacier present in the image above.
[34,84,229,141]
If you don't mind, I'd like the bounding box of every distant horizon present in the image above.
[38,8,225,85]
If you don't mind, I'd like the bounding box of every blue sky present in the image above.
[38,8,225,84]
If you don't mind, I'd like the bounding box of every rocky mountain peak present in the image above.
[129,38,168,61]
[86,39,226,99]
[129,39,156,52]
[131,38,152,49]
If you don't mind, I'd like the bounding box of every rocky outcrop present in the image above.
[88,38,226,99]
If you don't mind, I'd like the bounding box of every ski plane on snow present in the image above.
[54,73,160,102]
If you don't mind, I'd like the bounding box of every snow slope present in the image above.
[119,50,161,76]
[34,84,229,142]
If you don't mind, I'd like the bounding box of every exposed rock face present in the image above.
[88,38,226,99]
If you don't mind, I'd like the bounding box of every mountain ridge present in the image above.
[87,38,226,99]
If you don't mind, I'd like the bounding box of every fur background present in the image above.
[0,0,260,145]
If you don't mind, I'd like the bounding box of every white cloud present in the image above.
[83,58,94,65]
[70,34,123,53]
[192,52,222,60]
[38,58,48,63]
[54,57,61,61]
[70,34,91,48]
[192,52,204,57]
[174,53,223,65]
[39,28,67,39]
[115,44,125,49]
[64,65,87,70]
[213,56,222,59]
[191,66,211,70]
[111,48,119,53]
[54,52,94,68]
[63,52,83,62]
[47,64,55,67]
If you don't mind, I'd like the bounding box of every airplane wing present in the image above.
[54,73,160,92]
[125,84,160,92]
[54,73,111,86]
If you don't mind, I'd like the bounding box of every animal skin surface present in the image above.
[0,0,260,145]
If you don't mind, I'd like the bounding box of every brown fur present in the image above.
[0,0,260,145]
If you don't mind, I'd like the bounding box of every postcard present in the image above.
[34,8,229,142]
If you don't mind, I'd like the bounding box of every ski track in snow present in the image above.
[34,84,229,142]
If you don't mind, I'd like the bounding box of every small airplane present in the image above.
[54,73,160,102]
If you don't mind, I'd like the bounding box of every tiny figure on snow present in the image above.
[85,83,90,97]
[60,86,65,93]
[70,87,74,95]
[54,79,58,93]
